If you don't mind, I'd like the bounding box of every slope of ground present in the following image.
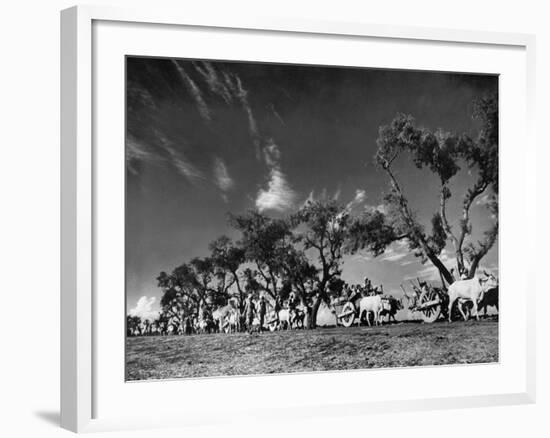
[126,319,498,380]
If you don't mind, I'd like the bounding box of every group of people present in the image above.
[243,294,268,333]
[335,277,384,304]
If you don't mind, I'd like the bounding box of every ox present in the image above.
[478,286,499,317]
[278,309,292,330]
[379,296,402,324]
[448,273,498,322]
[358,295,383,326]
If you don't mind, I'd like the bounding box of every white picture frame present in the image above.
[61,4,536,433]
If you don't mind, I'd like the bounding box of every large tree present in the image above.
[228,211,296,301]
[156,255,232,321]
[357,95,498,285]
[291,200,353,327]
[292,200,350,289]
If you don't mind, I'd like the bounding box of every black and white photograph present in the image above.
[125,57,499,381]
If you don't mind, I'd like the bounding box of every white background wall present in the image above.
[0,1,547,436]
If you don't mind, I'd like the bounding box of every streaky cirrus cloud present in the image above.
[129,296,160,321]
[127,131,206,185]
[172,60,211,122]
[126,136,161,175]
[163,145,206,185]
[193,61,234,105]
[154,131,206,185]
[213,157,235,200]
[232,74,261,159]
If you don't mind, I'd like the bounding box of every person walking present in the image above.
[244,294,255,334]
[258,295,267,333]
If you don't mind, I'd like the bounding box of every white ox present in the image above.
[277,309,292,330]
[358,295,383,326]
[447,273,498,322]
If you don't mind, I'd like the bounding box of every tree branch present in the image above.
[384,165,454,285]
[458,179,489,250]
[467,221,498,277]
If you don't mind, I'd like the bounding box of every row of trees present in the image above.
[153,95,498,330]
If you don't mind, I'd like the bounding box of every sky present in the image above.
[125,56,498,320]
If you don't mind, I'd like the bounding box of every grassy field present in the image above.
[126,319,498,381]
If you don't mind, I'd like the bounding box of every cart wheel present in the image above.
[340,302,356,327]
[419,289,441,323]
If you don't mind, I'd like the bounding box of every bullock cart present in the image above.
[401,280,449,323]
[265,306,307,331]
[334,292,393,327]
[334,295,360,327]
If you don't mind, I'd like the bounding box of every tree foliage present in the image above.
[228,210,295,299]
[354,94,499,284]
[291,200,349,289]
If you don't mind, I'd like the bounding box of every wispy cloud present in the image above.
[194,61,233,105]
[345,189,367,211]
[404,265,440,282]
[172,60,211,122]
[126,136,160,175]
[302,187,342,207]
[403,248,458,282]
[153,130,205,184]
[268,103,285,125]
[381,252,408,262]
[127,85,157,110]
[380,240,410,263]
[351,253,374,262]
[163,145,205,184]
[256,168,297,212]
[129,296,160,321]
[213,157,234,201]
[255,140,297,212]
[232,74,261,159]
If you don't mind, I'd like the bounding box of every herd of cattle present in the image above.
[127,273,499,337]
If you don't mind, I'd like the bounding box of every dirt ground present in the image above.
[125,318,498,381]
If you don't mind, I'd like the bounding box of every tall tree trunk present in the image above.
[310,295,321,329]
[426,252,455,285]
